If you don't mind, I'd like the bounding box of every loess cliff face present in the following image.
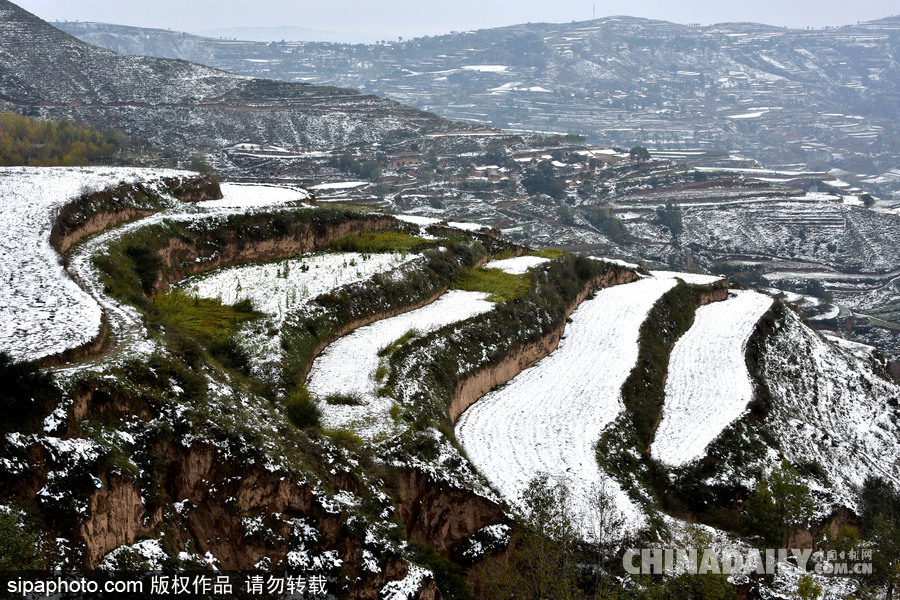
[150,214,398,294]
[58,387,489,600]
[397,469,506,558]
[50,174,222,255]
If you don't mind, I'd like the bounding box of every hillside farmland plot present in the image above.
[455,276,679,538]
[651,290,774,467]
[0,166,185,362]
[308,290,494,440]
[182,252,419,321]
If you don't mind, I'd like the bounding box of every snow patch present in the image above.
[652,291,774,467]
[484,255,550,274]
[309,290,494,440]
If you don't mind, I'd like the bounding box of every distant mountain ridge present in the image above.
[57,13,900,197]
[0,0,465,168]
[194,25,383,45]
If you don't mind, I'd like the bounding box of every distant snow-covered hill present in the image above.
[0,1,465,166]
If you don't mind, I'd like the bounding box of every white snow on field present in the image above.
[181,252,418,321]
[0,166,185,362]
[461,65,509,73]
[393,214,442,227]
[51,178,330,370]
[309,181,368,191]
[456,276,679,539]
[648,270,725,285]
[309,290,494,440]
[484,255,550,274]
[447,221,490,232]
[726,111,766,119]
[652,291,774,467]
[195,182,310,209]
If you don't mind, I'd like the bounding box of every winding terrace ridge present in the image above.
[40,174,227,367]
[449,265,639,422]
[42,178,403,368]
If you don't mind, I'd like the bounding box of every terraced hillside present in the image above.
[2,166,900,599]
[6,1,900,363]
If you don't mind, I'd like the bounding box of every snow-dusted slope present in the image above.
[0,166,186,362]
[308,290,494,440]
[181,250,421,379]
[455,276,679,537]
[760,308,900,508]
[652,290,773,467]
[0,169,324,366]
[0,0,463,171]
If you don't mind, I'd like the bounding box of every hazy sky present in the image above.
[14,0,899,39]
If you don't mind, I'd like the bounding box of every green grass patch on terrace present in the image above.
[531,247,565,260]
[384,255,633,434]
[153,290,260,344]
[328,230,426,253]
[451,266,529,303]
[324,393,364,406]
[316,201,381,212]
[490,249,519,260]
[377,329,421,358]
[279,240,487,391]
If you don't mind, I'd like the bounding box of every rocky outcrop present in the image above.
[787,507,857,550]
[73,437,425,599]
[396,469,507,557]
[450,266,638,422]
[697,278,730,306]
[81,475,163,566]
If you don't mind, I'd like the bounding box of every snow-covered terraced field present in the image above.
[181,252,419,320]
[651,290,774,467]
[0,166,323,366]
[309,290,494,440]
[455,276,679,538]
[181,251,422,378]
[484,255,550,274]
[194,182,310,209]
[0,166,186,362]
